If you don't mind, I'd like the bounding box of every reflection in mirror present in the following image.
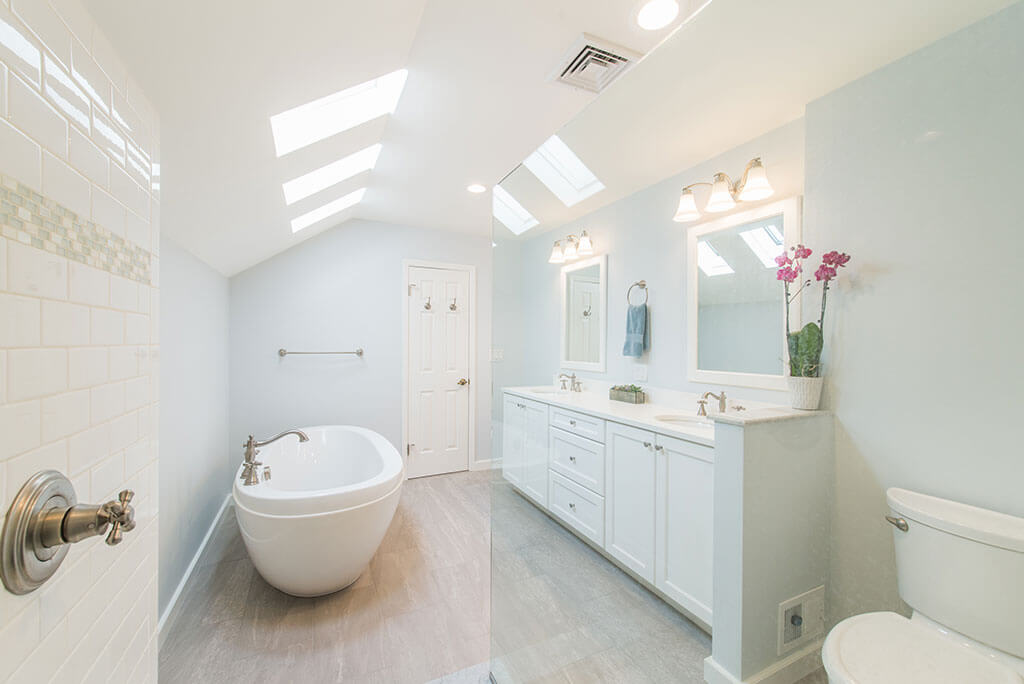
[561,255,607,372]
[688,197,801,389]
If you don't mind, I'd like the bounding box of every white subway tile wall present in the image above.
[0,1,159,682]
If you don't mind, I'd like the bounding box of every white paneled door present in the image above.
[406,264,473,478]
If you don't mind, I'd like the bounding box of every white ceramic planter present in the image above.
[788,376,824,410]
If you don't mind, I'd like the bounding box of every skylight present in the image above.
[282,144,381,205]
[740,223,785,268]
[270,69,408,157]
[492,186,539,235]
[522,135,605,207]
[697,241,734,277]
[290,188,366,233]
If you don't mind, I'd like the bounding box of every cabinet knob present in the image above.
[655,445,665,453]
[642,441,652,449]
[569,419,577,427]
[568,502,577,511]
[569,455,577,463]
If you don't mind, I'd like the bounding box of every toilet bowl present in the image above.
[822,488,1024,684]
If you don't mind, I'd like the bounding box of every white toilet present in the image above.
[823,487,1024,683]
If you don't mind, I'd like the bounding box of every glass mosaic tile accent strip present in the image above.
[0,174,151,284]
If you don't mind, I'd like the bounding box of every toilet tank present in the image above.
[888,488,1024,658]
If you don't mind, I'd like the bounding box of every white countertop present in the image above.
[504,386,829,447]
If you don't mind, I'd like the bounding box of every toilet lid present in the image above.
[823,612,1022,684]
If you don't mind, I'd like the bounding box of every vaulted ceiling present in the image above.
[82,0,699,275]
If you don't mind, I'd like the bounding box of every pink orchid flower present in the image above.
[794,244,812,260]
[776,266,799,283]
[822,251,851,267]
[815,264,837,282]
[775,253,791,267]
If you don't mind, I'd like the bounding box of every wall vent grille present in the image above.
[551,34,642,93]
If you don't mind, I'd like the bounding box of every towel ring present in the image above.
[627,280,648,305]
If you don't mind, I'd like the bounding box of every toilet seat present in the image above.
[822,612,1022,684]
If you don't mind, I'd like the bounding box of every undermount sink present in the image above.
[525,387,562,394]
[654,414,714,428]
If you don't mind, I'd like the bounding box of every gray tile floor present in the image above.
[160,470,825,683]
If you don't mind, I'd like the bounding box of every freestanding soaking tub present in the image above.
[232,425,404,596]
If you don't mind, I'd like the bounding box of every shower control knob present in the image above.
[104,490,136,546]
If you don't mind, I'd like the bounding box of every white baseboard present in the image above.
[470,458,500,471]
[704,641,822,684]
[157,493,232,643]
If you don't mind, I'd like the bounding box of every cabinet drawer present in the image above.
[550,407,605,443]
[549,427,605,495]
[549,471,605,546]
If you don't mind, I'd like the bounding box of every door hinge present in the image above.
[406,443,414,456]
[408,283,416,296]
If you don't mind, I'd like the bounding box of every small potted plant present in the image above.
[610,384,646,404]
[777,246,851,409]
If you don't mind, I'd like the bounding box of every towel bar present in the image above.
[278,348,364,357]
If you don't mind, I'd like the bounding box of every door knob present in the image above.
[457,378,469,386]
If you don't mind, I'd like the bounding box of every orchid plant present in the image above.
[776,245,851,377]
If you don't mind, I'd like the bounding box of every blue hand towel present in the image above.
[623,304,648,358]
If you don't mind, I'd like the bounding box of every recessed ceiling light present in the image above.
[492,186,539,236]
[637,0,679,30]
[523,135,605,207]
[290,188,366,233]
[467,184,487,194]
[282,144,381,205]
[270,69,408,157]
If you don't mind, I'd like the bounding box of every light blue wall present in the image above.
[500,119,805,404]
[803,2,1024,624]
[229,219,493,467]
[159,237,231,617]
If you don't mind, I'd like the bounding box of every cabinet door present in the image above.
[605,422,657,581]
[501,395,525,487]
[655,434,714,626]
[520,399,550,507]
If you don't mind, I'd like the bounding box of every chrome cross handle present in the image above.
[103,490,136,546]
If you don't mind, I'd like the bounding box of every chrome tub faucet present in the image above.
[241,429,310,486]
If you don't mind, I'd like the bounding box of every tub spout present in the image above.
[241,429,310,486]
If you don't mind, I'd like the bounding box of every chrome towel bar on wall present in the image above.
[278,348,364,357]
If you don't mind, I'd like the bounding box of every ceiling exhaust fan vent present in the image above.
[551,33,643,93]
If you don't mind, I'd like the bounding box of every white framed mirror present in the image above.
[687,197,802,390]
[560,254,607,372]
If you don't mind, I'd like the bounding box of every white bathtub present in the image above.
[232,425,404,596]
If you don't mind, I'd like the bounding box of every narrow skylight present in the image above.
[270,69,408,157]
[291,188,366,233]
[740,223,785,268]
[492,186,539,235]
[522,135,605,207]
[697,241,734,277]
[282,144,381,205]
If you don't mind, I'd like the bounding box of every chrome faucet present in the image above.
[697,391,727,417]
[558,373,582,392]
[241,430,310,486]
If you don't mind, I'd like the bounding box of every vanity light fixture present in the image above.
[548,232,594,263]
[577,231,594,256]
[549,241,566,264]
[672,157,774,223]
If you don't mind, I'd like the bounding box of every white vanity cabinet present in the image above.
[501,395,549,507]
[655,433,714,626]
[605,423,658,582]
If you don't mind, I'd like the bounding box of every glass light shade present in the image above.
[548,241,565,264]
[705,174,736,213]
[563,237,578,260]
[673,189,701,222]
[737,159,774,201]
[577,231,594,256]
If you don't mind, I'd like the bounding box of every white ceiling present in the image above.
[82,0,698,275]
[498,0,1017,237]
